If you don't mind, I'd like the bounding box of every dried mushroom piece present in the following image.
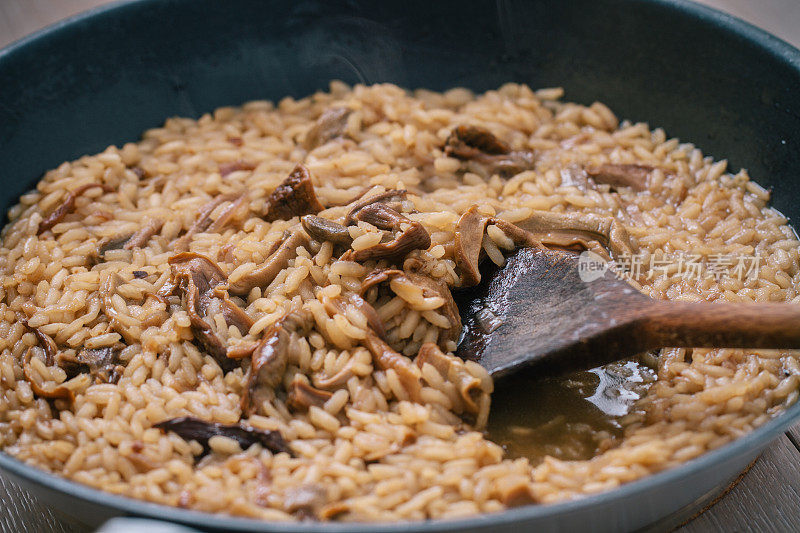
[363,332,422,401]
[22,348,75,403]
[286,378,333,412]
[586,163,654,192]
[174,193,246,252]
[95,218,164,261]
[350,203,431,263]
[415,343,483,415]
[283,484,328,521]
[300,215,353,247]
[322,292,387,341]
[360,268,460,348]
[453,206,487,287]
[165,252,253,371]
[37,183,114,235]
[344,189,407,225]
[228,230,310,296]
[444,125,535,177]
[57,346,125,384]
[153,416,291,458]
[263,164,325,222]
[219,160,256,177]
[303,107,352,150]
[242,310,313,415]
[453,206,634,286]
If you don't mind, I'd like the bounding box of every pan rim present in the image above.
[0,0,799,530]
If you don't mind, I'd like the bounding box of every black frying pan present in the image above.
[0,0,799,531]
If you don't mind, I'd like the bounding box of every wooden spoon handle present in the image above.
[642,301,800,350]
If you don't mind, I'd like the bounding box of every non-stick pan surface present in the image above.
[1,1,799,531]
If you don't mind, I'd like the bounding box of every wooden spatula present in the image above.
[455,247,800,378]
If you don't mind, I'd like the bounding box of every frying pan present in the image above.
[1,0,799,531]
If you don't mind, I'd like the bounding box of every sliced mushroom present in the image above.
[153,416,291,458]
[125,218,165,249]
[57,346,125,384]
[166,252,252,371]
[496,475,537,507]
[363,331,422,402]
[228,230,310,296]
[350,203,431,263]
[37,183,114,234]
[242,310,312,415]
[415,343,481,415]
[22,348,75,403]
[453,206,487,287]
[300,215,353,247]
[219,160,256,177]
[322,292,387,341]
[263,164,325,222]
[454,206,634,286]
[174,193,244,252]
[444,125,535,178]
[344,189,407,225]
[303,107,352,150]
[283,484,328,520]
[100,273,138,344]
[286,378,333,412]
[586,163,654,192]
[26,323,58,366]
[95,218,164,262]
[511,210,633,258]
[312,357,358,389]
[359,269,460,347]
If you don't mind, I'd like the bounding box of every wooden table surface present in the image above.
[1,1,799,531]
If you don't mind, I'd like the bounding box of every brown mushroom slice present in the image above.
[286,378,333,412]
[26,324,58,366]
[511,210,633,258]
[100,274,138,345]
[350,204,431,263]
[124,218,165,249]
[360,269,460,348]
[322,292,387,341]
[263,164,325,222]
[242,310,312,415]
[300,215,353,247]
[166,252,252,371]
[312,357,358,389]
[359,268,404,296]
[228,230,310,296]
[37,183,114,235]
[219,160,256,177]
[153,416,291,458]
[455,207,634,287]
[496,475,537,507]
[303,107,352,150]
[22,348,75,403]
[58,346,125,384]
[444,125,535,177]
[586,163,654,192]
[403,272,461,346]
[363,331,422,401]
[344,189,407,225]
[415,343,481,415]
[283,485,328,520]
[174,193,242,252]
[454,206,489,287]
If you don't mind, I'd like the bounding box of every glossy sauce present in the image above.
[487,360,656,462]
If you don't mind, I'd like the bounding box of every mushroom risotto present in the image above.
[1,82,798,521]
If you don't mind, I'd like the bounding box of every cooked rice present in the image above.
[0,81,798,521]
